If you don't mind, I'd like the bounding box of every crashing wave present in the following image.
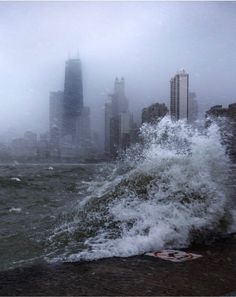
[46,116,233,262]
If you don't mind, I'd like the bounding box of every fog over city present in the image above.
[3,1,236,285]
[0,1,236,141]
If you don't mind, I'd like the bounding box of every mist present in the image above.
[0,1,236,141]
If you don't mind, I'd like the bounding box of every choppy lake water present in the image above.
[0,163,105,270]
[1,117,236,271]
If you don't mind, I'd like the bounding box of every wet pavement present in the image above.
[1,234,236,296]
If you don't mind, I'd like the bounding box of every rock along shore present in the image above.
[1,235,236,296]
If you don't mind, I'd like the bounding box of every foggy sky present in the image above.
[0,1,236,141]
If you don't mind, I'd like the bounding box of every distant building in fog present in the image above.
[48,57,92,160]
[49,91,63,134]
[38,133,50,159]
[10,131,38,159]
[49,91,63,156]
[104,97,112,154]
[49,91,63,131]
[205,104,229,118]
[92,131,103,154]
[24,131,37,147]
[77,106,91,151]
[104,77,134,158]
[170,69,189,120]
[206,103,236,160]
[3,57,98,162]
[142,102,168,124]
[62,58,84,144]
[188,92,198,123]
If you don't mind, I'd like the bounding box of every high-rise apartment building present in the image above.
[170,69,189,120]
[63,58,83,143]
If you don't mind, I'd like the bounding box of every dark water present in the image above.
[0,163,103,271]
[0,161,236,272]
[1,119,236,271]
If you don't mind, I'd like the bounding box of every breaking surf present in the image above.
[45,116,235,263]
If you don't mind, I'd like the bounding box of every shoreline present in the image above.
[1,234,236,296]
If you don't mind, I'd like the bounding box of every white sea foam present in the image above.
[10,177,21,182]
[9,207,22,213]
[47,116,234,262]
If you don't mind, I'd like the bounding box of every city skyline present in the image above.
[1,2,236,291]
[0,1,236,139]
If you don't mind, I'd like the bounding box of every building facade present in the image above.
[142,102,168,124]
[206,103,236,160]
[170,69,189,120]
[11,131,38,160]
[77,106,91,152]
[62,58,84,144]
[104,77,133,157]
[48,57,92,160]
[49,91,63,156]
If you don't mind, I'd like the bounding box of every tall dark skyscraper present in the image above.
[63,58,83,143]
[49,57,92,159]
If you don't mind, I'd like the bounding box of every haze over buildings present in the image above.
[105,78,134,157]
[63,58,84,142]
[49,58,92,159]
[0,1,236,141]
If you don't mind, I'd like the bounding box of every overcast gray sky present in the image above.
[0,1,236,140]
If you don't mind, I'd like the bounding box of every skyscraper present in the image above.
[49,57,92,159]
[105,77,132,157]
[63,58,83,143]
[113,77,128,114]
[170,69,189,120]
[49,91,63,155]
[104,97,112,155]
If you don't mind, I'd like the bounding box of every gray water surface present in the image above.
[0,163,103,271]
[1,161,235,271]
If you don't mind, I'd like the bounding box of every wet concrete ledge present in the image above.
[1,236,236,296]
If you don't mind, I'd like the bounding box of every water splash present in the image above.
[46,116,234,262]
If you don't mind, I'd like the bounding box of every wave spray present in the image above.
[47,116,234,262]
